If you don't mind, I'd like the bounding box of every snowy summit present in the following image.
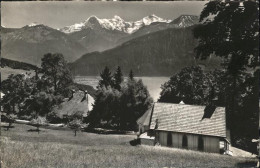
[59,15,172,34]
[28,22,42,27]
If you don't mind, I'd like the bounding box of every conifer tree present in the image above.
[113,66,123,90]
[128,70,134,81]
[98,66,113,89]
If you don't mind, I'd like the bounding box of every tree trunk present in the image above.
[74,130,77,136]
[230,75,237,143]
[37,126,40,134]
[18,105,21,113]
[35,69,39,80]
[12,104,15,112]
[9,122,12,129]
[7,122,11,131]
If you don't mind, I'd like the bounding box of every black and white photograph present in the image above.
[0,1,259,167]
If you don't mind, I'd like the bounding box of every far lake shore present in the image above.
[74,76,170,101]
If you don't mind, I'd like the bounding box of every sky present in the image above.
[2,1,207,29]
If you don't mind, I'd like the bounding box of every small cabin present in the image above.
[137,102,230,154]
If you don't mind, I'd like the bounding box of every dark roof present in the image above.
[149,102,226,137]
[137,106,153,126]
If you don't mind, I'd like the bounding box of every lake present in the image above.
[74,76,169,102]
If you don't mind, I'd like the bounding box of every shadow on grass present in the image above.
[2,125,15,131]
[84,128,135,135]
[27,129,42,133]
[236,160,257,168]
[129,138,140,146]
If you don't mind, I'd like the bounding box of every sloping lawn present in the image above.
[0,123,257,168]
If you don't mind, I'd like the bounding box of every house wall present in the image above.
[140,138,155,146]
[203,136,220,153]
[155,131,220,153]
[138,125,150,134]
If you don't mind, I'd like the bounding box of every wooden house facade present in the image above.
[137,102,230,154]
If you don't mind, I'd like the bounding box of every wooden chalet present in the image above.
[137,102,230,154]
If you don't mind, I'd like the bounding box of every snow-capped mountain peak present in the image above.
[59,14,183,34]
[171,15,199,27]
[28,22,42,27]
[59,15,128,33]
[142,14,171,25]
[124,14,172,33]
[112,15,124,21]
[86,15,100,24]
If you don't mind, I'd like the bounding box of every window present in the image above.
[182,134,188,148]
[198,135,204,151]
[167,132,172,147]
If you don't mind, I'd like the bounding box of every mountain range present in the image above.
[69,25,221,76]
[1,14,220,76]
[1,24,87,66]
[117,15,199,45]
[59,14,172,34]
[62,15,195,53]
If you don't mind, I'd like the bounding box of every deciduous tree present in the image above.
[69,118,82,136]
[193,0,259,147]
[1,74,32,114]
[159,66,209,105]
[30,116,47,134]
[41,53,73,96]
[193,1,259,70]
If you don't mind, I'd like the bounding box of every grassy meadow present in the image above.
[0,123,257,168]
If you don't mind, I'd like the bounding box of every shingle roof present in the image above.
[137,106,153,126]
[149,102,226,137]
[52,91,89,118]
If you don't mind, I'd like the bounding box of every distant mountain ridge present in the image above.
[117,15,199,45]
[1,24,88,66]
[1,14,200,68]
[1,58,39,71]
[64,14,199,53]
[171,15,199,27]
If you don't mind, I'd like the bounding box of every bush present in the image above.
[71,111,84,120]
[18,115,33,121]
[46,112,63,124]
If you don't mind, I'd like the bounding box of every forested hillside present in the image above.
[70,26,221,76]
